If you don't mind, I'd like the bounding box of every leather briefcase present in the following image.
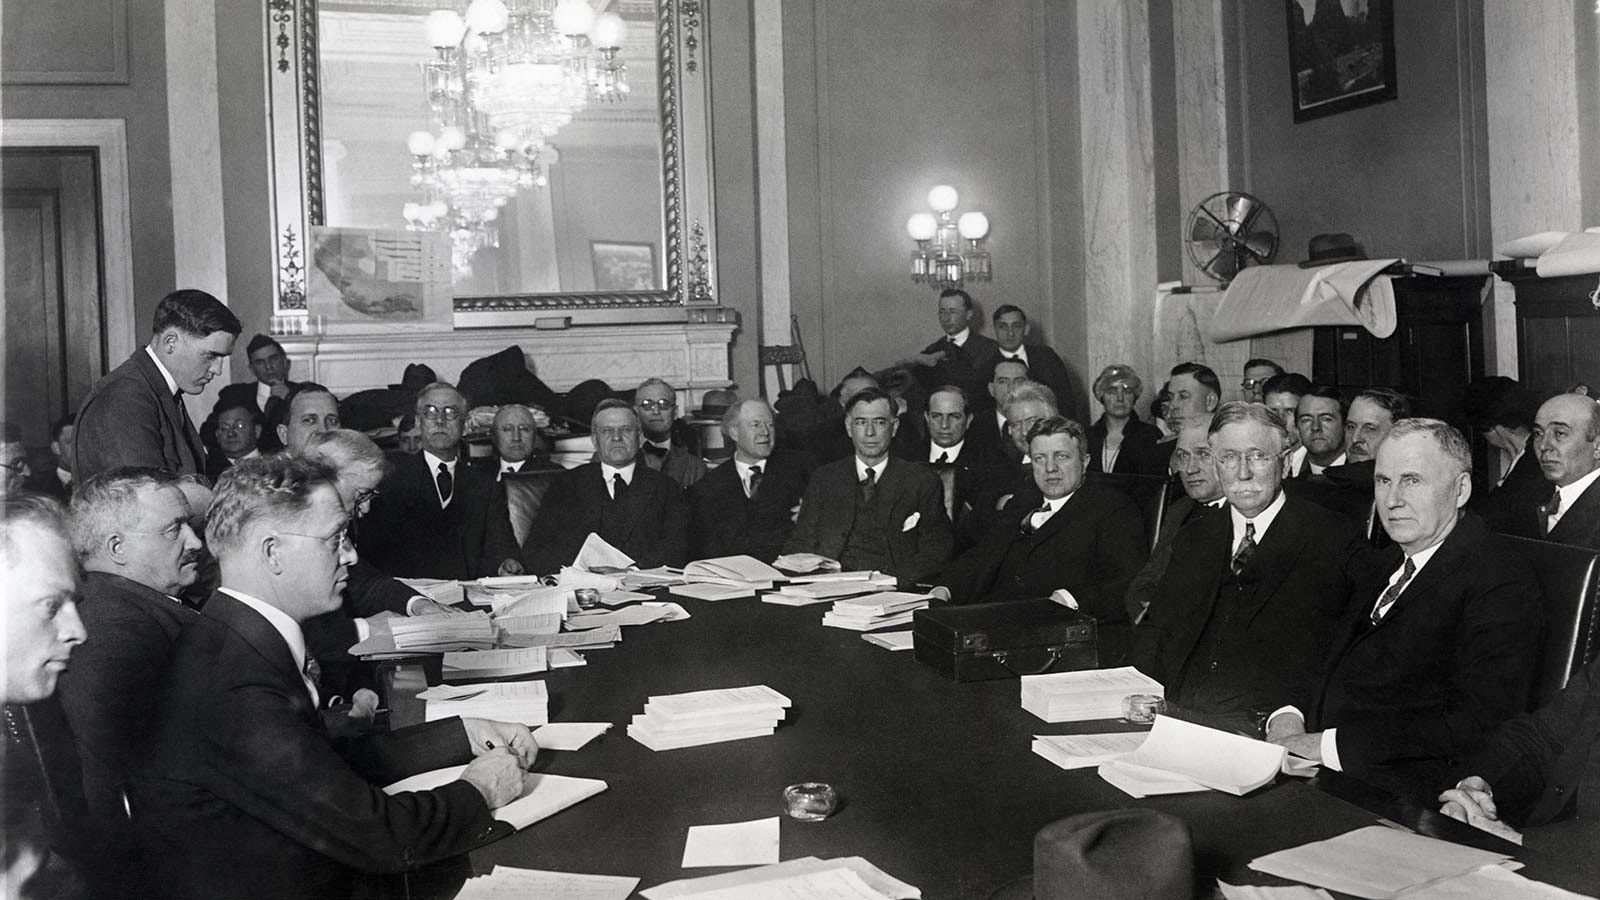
[911,599,1098,682]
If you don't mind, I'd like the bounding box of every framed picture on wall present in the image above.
[1285,0,1398,123]
[591,241,658,292]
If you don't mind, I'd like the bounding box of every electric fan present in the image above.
[1184,191,1279,284]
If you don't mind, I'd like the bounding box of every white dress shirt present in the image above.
[219,587,318,707]
[853,457,888,483]
[423,450,457,507]
[944,328,970,348]
[733,458,765,498]
[256,381,274,411]
[1287,445,1308,477]
[1000,346,1029,366]
[929,441,965,464]
[1549,468,1600,531]
[1228,489,1287,550]
[1028,491,1074,531]
[601,461,637,498]
[144,345,180,395]
[1308,452,1346,476]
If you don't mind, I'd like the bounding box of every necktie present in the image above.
[746,465,762,500]
[435,462,453,505]
[1369,557,1417,624]
[1021,504,1051,535]
[611,472,628,502]
[934,451,950,465]
[859,467,877,506]
[175,391,201,464]
[1230,521,1257,576]
[302,653,322,707]
[1542,491,1562,530]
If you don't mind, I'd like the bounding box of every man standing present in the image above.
[934,416,1146,660]
[913,289,1001,410]
[1268,419,1541,794]
[518,399,688,572]
[1122,421,1229,622]
[1520,392,1600,549]
[989,305,1079,421]
[1293,385,1347,476]
[689,399,811,562]
[359,383,507,579]
[75,289,242,481]
[634,378,706,489]
[206,400,263,482]
[1132,403,1359,736]
[129,456,532,900]
[786,387,952,586]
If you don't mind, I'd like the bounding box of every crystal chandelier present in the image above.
[404,0,629,276]
[906,185,991,290]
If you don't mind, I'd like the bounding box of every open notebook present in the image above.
[383,765,607,831]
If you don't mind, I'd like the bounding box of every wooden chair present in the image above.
[758,314,812,395]
[1503,534,1600,707]
[1085,471,1174,554]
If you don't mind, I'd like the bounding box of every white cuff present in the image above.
[1266,706,1304,733]
[354,617,371,642]
[1321,728,1343,771]
[405,595,430,616]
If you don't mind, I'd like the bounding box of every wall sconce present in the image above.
[906,185,991,289]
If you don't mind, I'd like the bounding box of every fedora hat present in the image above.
[1298,232,1368,268]
[388,363,439,391]
[692,388,739,420]
[989,809,1194,900]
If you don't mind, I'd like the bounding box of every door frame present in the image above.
[1,118,137,372]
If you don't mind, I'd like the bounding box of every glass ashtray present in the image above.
[782,782,838,821]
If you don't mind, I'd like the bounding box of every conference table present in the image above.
[387,587,1600,899]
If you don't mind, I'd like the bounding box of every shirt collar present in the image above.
[734,458,766,479]
[1002,346,1029,364]
[144,345,180,396]
[854,456,888,481]
[57,467,72,487]
[645,438,671,451]
[930,440,965,463]
[1401,538,1447,578]
[256,381,273,408]
[601,461,636,484]
[1229,489,1287,545]
[1042,491,1073,514]
[1309,452,1345,475]
[945,328,970,348]
[218,587,313,694]
[1557,467,1600,512]
[422,449,456,474]
[501,459,523,474]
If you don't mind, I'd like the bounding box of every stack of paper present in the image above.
[772,553,840,575]
[683,555,783,585]
[1248,826,1515,898]
[456,866,637,900]
[383,766,607,831]
[764,574,897,606]
[1019,666,1163,723]
[821,592,930,631]
[861,630,915,651]
[498,625,621,652]
[672,582,758,602]
[564,602,688,630]
[487,586,572,619]
[464,575,548,608]
[574,532,634,571]
[1031,733,1146,770]
[1098,716,1284,798]
[399,578,465,607]
[390,612,496,651]
[492,612,563,637]
[620,566,688,589]
[642,856,921,900]
[628,685,791,750]
[423,681,549,726]
[442,646,548,680]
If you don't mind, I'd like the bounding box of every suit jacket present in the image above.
[1313,513,1542,792]
[1123,495,1225,621]
[1086,414,1167,477]
[359,452,514,580]
[1132,494,1360,730]
[784,456,953,587]
[919,332,1001,410]
[688,451,811,563]
[129,592,498,900]
[641,443,707,490]
[54,573,198,831]
[1461,657,1600,827]
[1473,437,1547,534]
[518,462,689,573]
[919,437,1009,550]
[936,480,1147,659]
[990,345,1083,422]
[1522,477,1600,551]
[74,349,207,481]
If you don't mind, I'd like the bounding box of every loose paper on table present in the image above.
[382,766,607,831]
[1248,826,1512,899]
[454,866,638,900]
[643,856,920,900]
[680,816,781,868]
[532,722,612,751]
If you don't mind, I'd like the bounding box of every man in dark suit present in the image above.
[1269,419,1542,794]
[360,383,514,579]
[689,399,811,562]
[919,385,1006,549]
[74,289,242,482]
[911,288,1001,413]
[636,378,707,490]
[935,416,1147,659]
[1464,376,1543,533]
[1261,372,1311,475]
[989,305,1083,422]
[1291,384,1347,477]
[809,368,923,465]
[1520,392,1600,550]
[206,334,303,455]
[24,415,75,501]
[204,399,263,483]
[785,387,952,586]
[1123,421,1228,623]
[1133,403,1361,736]
[52,468,203,890]
[129,455,533,900]
[474,403,550,479]
[518,399,689,573]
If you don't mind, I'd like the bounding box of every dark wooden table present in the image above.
[388,590,1600,899]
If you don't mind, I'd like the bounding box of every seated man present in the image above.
[1,422,32,495]
[971,357,1032,461]
[360,383,511,579]
[1260,372,1311,474]
[933,416,1146,660]
[1519,392,1600,549]
[921,385,1006,547]
[1132,403,1359,735]
[129,455,533,900]
[206,399,263,482]
[1293,384,1347,476]
[1269,419,1542,794]
[518,399,688,573]
[208,333,303,455]
[635,378,707,490]
[276,384,343,455]
[478,403,549,479]
[1122,420,1229,623]
[985,380,1061,517]
[54,468,203,870]
[785,387,952,586]
[1239,358,1284,404]
[1164,362,1221,434]
[689,399,811,562]
[1287,387,1411,538]
[24,414,75,501]
[1464,376,1543,533]
[808,368,923,464]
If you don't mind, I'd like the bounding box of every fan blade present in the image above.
[1199,204,1233,235]
[1211,251,1241,280]
[1234,198,1264,235]
[1242,233,1277,262]
[1190,217,1227,243]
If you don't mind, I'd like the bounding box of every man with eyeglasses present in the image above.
[1,422,31,495]
[205,399,263,482]
[1239,358,1284,404]
[49,467,203,892]
[1132,402,1360,736]
[632,378,707,490]
[359,383,509,580]
[1123,421,1229,624]
[128,455,533,900]
[1267,419,1540,796]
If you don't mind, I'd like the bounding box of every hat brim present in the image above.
[1298,253,1369,268]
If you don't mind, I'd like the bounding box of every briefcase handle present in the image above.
[983,647,1063,676]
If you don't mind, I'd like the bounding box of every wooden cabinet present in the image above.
[1501,267,1600,398]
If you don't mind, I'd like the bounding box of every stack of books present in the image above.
[821,592,930,631]
[423,681,549,726]
[1019,666,1163,723]
[389,612,496,651]
[627,685,791,751]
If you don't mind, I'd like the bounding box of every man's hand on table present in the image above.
[462,717,538,768]
[460,751,525,808]
[1439,776,1522,842]
[497,558,525,577]
[407,598,463,616]
[1265,713,1324,762]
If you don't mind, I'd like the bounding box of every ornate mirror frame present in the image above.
[264,0,716,327]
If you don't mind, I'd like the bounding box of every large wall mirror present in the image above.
[266,0,716,326]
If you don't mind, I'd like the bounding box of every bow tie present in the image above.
[643,442,670,461]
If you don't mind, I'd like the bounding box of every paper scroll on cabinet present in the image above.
[1207,260,1400,342]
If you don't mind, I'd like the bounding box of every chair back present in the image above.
[1086,471,1174,552]
[1503,534,1600,707]
[502,467,564,547]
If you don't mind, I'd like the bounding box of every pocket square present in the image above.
[902,512,921,532]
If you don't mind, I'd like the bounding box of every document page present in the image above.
[455,866,637,900]
[680,816,781,867]
[1121,715,1284,795]
[1248,826,1512,898]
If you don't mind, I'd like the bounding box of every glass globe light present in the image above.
[927,185,959,214]
[406,130,436,157]
[424,10,465,49]
[553,0,596,36]
[437,126,467,151]
[464,0,509,35]
[590,11,626,48]
[906,213,938,241]
[957,211,990,240]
